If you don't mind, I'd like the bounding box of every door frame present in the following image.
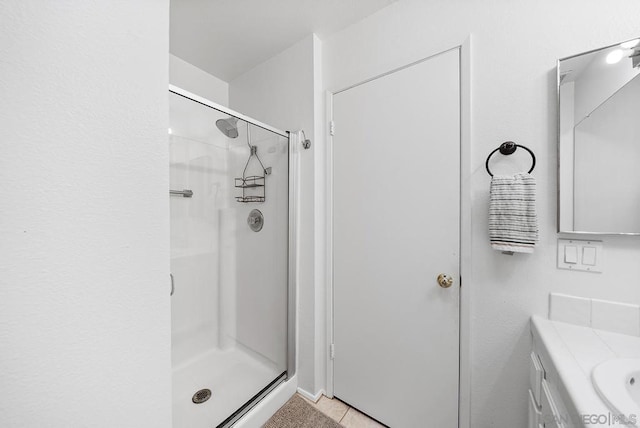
[324,37,472,428]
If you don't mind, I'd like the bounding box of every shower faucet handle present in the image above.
[247,209,264,232]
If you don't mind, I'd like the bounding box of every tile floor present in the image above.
[299,393,387,428]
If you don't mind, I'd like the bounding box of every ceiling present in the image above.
[170,0,396,82]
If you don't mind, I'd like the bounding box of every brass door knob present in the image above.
[437,273,454,288]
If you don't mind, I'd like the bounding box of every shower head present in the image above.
[215,117,239,138]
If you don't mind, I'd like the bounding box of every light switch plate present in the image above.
[557,238,603,273]
[582,246,597,266]
[564,245,578,264]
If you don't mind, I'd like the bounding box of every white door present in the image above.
[332,48,460,427]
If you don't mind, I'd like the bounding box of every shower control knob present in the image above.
[247,209,264,232]
[437,273,454,288]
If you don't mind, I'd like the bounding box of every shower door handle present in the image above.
[170,273,175,296]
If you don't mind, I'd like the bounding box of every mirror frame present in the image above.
[557,37,640,235]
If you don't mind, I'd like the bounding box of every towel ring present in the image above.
[485,141,536,177]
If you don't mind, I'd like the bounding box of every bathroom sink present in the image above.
[592,358,640,426]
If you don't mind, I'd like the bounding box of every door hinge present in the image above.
[329,121,335,136]
[330,343,335,360]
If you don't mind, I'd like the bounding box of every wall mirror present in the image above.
[558,37,640,234]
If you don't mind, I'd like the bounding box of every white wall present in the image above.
[0,2,171,427]
[322,1,640,427]
[229,34,324,394]
[170,54,229,107]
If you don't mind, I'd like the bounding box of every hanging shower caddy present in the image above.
[235,123,270,203]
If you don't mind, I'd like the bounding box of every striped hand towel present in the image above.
[489,173,538,253]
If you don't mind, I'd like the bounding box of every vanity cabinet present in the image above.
[529,350,567,428]
[530,301,640,428]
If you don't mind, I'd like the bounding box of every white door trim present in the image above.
[324,36,472,428]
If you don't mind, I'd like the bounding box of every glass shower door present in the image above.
[169,89,289,428]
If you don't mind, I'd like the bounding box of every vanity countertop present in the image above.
[531,316,640,426]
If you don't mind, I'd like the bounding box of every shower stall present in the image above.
[169,86,295,428]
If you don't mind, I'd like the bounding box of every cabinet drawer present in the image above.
[528,388,542,428]
[530,351,544,406]
[541,379,564,428]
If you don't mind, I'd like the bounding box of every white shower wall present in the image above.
[229,35,320,393]
[170,129,288,370]
[228,126,289,369]
[170,130,232,366]
[169,90,291,427]
[169,87,289,375]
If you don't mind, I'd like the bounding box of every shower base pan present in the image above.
[172,346,284,428]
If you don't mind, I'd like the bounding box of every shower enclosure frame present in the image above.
[168,84,297,426]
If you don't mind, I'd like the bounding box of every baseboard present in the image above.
[296,387,325,403]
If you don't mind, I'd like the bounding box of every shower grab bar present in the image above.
[170,189,193,198]
[170,273,175,296]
